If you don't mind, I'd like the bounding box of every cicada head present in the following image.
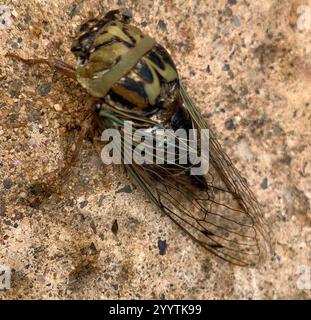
[71,9,180,116]
[71,9,132,66]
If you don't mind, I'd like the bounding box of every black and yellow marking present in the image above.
[72,10,180,115]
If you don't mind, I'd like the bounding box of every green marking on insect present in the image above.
[77,36,156,98]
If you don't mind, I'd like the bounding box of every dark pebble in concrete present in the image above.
[158,19,167,31]
[116,185,132,194]
[89,242,97,252]
[228,0,237,5]
[11,42,19,49]
[3,178,13,189]
[79,200,88,208]
[10,79,22,98]
[67,4,78,18]
[98,194,106,207]
[158,239,167,256]
[225,118,236,130]
[223,6,233,16]
[111,219,118,235]
[260,177,268,190]
[141,21,148,27]
[27,111,41,122]
[37,83,51,96]
[223,63,230,71]
[0,199,7,216]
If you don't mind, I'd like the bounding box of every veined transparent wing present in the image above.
[123,86,270,266]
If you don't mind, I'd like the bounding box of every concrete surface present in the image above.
[0,0,311,299]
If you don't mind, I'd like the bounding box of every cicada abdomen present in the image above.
[70,9,270,266]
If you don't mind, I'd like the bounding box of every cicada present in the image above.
[7,9,270,266]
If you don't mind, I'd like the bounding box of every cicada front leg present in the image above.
[56,111,95,178]
[5,52,76,80]
[27,110,95,208]
[5,53,97,207]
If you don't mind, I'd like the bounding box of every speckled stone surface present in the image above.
[1,0,311,299]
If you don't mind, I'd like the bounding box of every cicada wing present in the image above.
[182,85,270,258]
[101,89,270,265]
[125,156,268,266]
[123,87,270,266]
[179,85,270,238]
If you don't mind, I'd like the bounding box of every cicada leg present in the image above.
[5,52,76,79]
[27,111,95,208]
[56,112,94,178]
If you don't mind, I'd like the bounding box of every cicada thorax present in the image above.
[71,10,181,123]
